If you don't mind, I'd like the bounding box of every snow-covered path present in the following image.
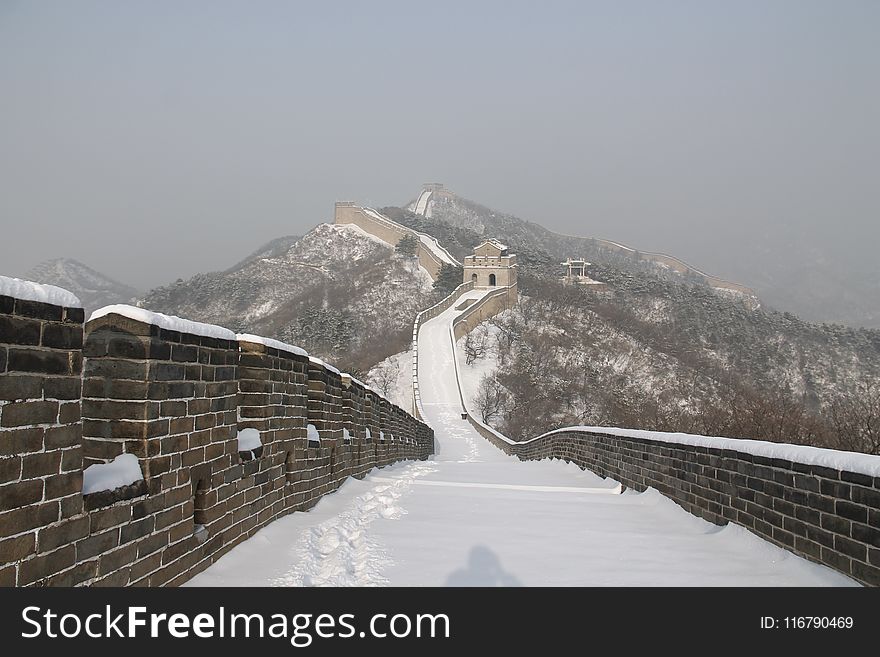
[189,289,856,586]
[413,189,432,216]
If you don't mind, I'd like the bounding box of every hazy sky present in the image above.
[1,0,877,290]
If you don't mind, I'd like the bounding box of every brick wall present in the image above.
[466,420,880,586]
[444,285,878,586]
[0,295,84,586]
[451,285,517,341]
[0,297,433,587]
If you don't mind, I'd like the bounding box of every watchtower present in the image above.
[463,239,517,288]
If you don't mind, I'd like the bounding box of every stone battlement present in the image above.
[333,203,460,279]
[0,288,433,587]
[445,290,879,586]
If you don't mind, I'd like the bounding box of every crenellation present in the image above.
[468,422,880,585]
[0,291,433,587]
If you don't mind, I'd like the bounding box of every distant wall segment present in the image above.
[334,202,459,279]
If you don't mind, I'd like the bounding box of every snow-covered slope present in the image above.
[25,258,139,315]
[365,349,414,412]
[142,223,438,370]
[224,234,301,273]
[461,287,880,455]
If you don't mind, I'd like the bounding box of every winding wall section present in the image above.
[445,289,880,586]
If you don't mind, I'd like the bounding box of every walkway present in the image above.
[188,289,855,586]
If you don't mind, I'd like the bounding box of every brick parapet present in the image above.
[0,295,433,587]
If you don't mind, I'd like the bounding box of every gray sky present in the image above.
[1,0,877,290]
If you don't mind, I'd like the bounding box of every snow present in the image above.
[337,221,394,249]
[307,423,321,443]
[0,274,81,308]
[455,327,502,414]
[82,453,143,495]
[418,234,456,265]
[241,300,278,323]
[236,333,308,357]
[349,375,384,399]
[237,428,262,451]
[601,238,636,253]
[24,258,140,315]
[190,287,856,587]
[534,426,880,478]
[89,304,236,340]
[360,206,459,266]
[414,189,432,215]
[309,356,341,376]
[365,349,414,411]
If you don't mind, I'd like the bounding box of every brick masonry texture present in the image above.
[468,421,880,586]
[1,298,433,587]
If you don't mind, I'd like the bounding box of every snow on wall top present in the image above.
[82,453,143,495]
[236,333,308,357]
[413,189,432,215]
[418,234,456,265]
[308,356,341,376]
[530,426,880,479]
[465,380,880,478]
[89,304,236,341]
[349,374,383,398]
[0,274,81,308]
[361,206,459,266]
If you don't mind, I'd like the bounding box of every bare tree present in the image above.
[463,325,490,364]
[489,312,521,351]
[368,357,400,398]
[474,373,508,424]
[829,384,880,455]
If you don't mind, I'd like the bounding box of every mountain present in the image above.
[404,185,880,328]
[705,241,880,329]
[141,223,438,372]
[25,258,140,316]
[400,187,758,301]
[392,187,880,454]
[463,269,880,454]
[224,234,301,274]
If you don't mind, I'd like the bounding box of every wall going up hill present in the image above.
[334,202,459,280]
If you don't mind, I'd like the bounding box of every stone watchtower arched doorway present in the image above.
[463,239,517,289]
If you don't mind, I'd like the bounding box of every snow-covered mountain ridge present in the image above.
[25,258,140,316]
[141,223,438,372]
